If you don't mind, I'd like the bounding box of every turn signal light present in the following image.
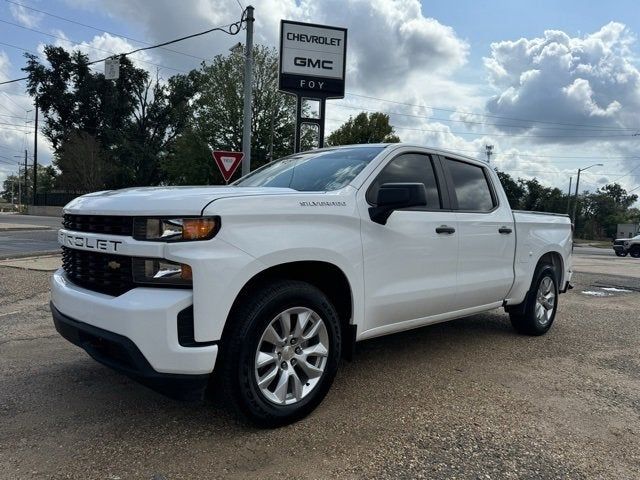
[182,218,218,240]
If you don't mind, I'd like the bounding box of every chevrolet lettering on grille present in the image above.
[58,231,123,253]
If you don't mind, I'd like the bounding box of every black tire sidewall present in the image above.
[630,247,640,258]
[225,281,342,426]
[524,265,559,334]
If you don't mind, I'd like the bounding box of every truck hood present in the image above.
[64,186,298,216]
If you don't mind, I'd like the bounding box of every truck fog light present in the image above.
[132,258,192,287]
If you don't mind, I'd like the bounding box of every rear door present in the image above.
[360,150,459,334]
[441,156,516,309]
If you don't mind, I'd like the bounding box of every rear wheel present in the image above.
[509,264,558,336]
[218,280,342,427]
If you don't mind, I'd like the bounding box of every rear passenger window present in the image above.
[366,153,441,208]
[447,159,496,211]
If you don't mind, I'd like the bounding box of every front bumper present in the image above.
[50,269,218,396]
[613,245,626,253]
[51,304,209,401]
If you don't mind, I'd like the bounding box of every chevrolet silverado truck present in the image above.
[51,143,573,426]
[612,234,640,257]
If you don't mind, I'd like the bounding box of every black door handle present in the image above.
[436,225,456,234]
[499,226,513,234]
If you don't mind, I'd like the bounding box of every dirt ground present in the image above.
[1,254,639,479]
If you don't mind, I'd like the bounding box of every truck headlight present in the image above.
[132,258,192,286]
[133,217,219,242]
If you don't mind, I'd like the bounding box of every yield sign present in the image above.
[212,150,244,182]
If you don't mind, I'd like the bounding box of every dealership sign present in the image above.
[279,20,347,98]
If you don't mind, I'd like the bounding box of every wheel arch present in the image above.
[537,251,564,286]
[224,260,356,357]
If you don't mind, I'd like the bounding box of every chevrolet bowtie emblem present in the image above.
[107,260,121,270]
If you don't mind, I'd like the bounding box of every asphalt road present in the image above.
[573,245,615,256]
[0,214,60,259]
[1,253,639,479]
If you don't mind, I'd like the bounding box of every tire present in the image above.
[509,264,558,336]
[218,280,342,427]
[615,251,628,257]
[629,246,640,258]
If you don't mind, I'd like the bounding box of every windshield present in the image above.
[235,146,385,191]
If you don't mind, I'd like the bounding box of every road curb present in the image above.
[0,249,61,261]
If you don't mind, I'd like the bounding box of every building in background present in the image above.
[617,223,640,238]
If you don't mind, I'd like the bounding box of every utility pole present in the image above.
[241,5,254,177]
[565,176,572,214]
[571,163,603,224]
[23,149,27,206]
[33,96,38,206]
[485,144,494,164]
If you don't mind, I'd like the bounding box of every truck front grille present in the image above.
[61,246,134,296]
[63,214,133,236]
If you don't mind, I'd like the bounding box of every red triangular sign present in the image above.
[212,150,244,182]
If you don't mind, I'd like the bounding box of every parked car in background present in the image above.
[613,234,640,257]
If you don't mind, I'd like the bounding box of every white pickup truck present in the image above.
[51,143,572,426]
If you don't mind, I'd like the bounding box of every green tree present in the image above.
[580,183,638,238]
[495,170,524,209]
[326,112,400,146]
[23,46,197,190]
[1,165,57,203]
[183,46,297,180]
[56,131,108,192]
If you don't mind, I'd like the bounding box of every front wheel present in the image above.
[510,264,558,336]
[629,246,640,258]
[218,280,342,427]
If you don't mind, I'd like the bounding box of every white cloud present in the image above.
[9,2,42,28]
[483,22,640,135]
[96,0,469,93]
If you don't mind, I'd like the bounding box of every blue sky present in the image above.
[1,0,639,195]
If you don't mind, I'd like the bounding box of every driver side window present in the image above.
[366,153,442,209]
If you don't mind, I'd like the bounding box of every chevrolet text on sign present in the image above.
[279,20,347,98]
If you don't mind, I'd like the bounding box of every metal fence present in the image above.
[34,192,85,206]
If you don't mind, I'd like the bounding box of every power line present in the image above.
[325,116,634,140]
[0,11,246,86]
[4,0,208,62]
[0,19,190,74]
[332,103,637,133]
[386,123,633,139]
[0,121,34,129]
[344,92,638,131]
[1,91,28,113]
[0,112,28,120]
[0,40,38,56]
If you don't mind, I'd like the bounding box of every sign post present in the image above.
[279,20,347,152]
[212,150,245,184]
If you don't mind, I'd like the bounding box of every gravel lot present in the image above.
[1,255,639,479]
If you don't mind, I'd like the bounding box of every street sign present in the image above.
[279,20,347,98]
[104,57,120,80]
[212,150,244,183]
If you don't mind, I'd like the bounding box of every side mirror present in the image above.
[368,182,427,225]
